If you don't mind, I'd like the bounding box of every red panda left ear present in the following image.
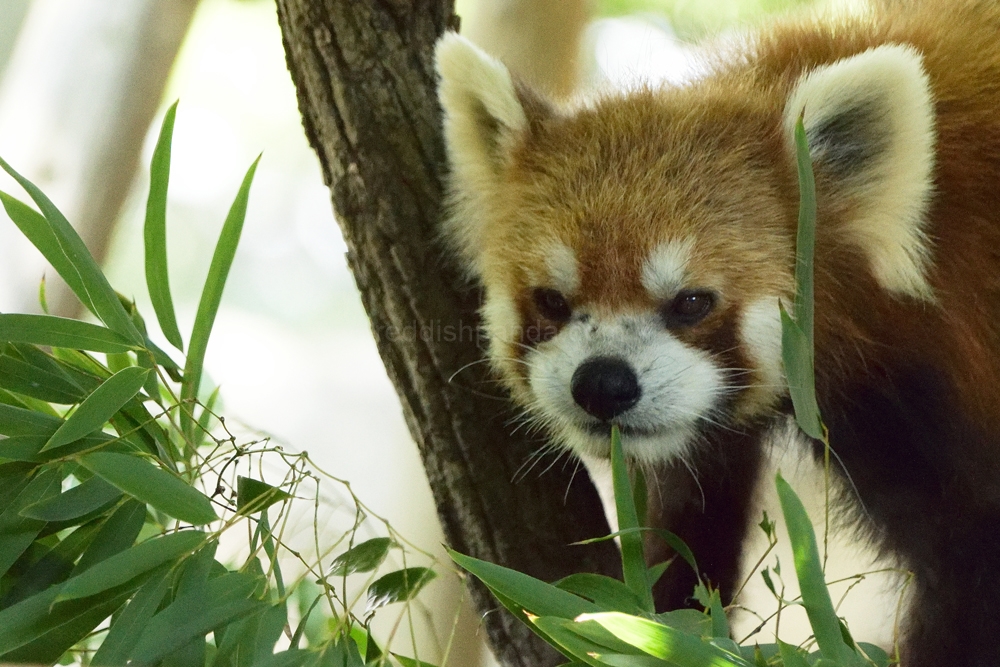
[784,44,936,300]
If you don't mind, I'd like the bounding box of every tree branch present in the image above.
[274,2,622,664]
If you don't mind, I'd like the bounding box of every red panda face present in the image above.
[436,34,936,463]
[469,99,798,462]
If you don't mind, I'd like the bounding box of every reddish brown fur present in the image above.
[449,1,1000,663]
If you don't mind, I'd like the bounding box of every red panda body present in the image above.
[436,1,1000,664]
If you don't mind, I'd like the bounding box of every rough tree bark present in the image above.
[273,1,622,665]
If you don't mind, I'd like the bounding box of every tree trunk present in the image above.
[273,1,621,665]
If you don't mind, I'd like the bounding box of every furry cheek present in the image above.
[736,296,787,418]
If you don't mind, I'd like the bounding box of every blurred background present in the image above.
[0,0,896,664]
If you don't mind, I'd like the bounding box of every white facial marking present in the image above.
[739,297,786,412]
[545,242,580,295]
[481,284,519,347]
[641,239,694,299]
[527,313,723,465]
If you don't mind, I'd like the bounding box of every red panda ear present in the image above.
[784,44,936,300]
[435,32,553,277]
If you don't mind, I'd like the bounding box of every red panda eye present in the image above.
[662,290,715,328]
[533,287,572,321]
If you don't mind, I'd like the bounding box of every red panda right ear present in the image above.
[435,33,551,277]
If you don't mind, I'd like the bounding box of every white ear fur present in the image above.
[784,44,936,300]
[436,33,529,277]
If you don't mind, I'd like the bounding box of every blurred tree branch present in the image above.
[0,0,200,316]
[273,1,621,665]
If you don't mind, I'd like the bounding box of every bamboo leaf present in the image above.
[574,612,752,667]
[0,313,136,353]
[72,499,147,575]
[236,476,293,515]
[0,191,93,314]
[782,117,825,440]
[0,402,62,437]
[145,101,184,351]
[43,367,150,451]
[450,549,599,619]
[91,569,172,666]
[781,307,824,439]
[0,351,83,404]
[776,473,863,666]
[329,537,393,576]
[528,617,610,667]
[0,158,142,343]
[19,476,122,521]
[78,452,218,525]
[58,530,205,601]
[554,573,644,614]
[181,156,260,436]
[0,586,135,663]
[129,571,264,664]
[365,567,436,613]
[610,426,654,612]
[0,467,61,577]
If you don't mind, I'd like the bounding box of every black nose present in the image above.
[571,357,641,422]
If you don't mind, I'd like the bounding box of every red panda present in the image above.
[435,1,1000,664]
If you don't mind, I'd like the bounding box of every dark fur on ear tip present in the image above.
[808,99,891,177]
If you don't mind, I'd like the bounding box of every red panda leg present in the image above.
[644,427,767,610]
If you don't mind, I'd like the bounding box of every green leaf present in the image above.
[0,521,100,607]
[610,426,654,612]
[0,586,135,664]
[647,560,671,588]
[237,476,293,515]
[708,588,728,639]
[792,116,817,344]
[251,649,318,667]
[212,601,288,667]
[129,571,265,664]
[329,537,393,576]
[362,627,382,664]
[781,117,825,441]
[365,567,436,613]
[450,549,599,619]
[595,656,672,667]
[181,155,260,437]
[0,347,86,404]
[652,609,712,637]
[0,402,61,437]
[857,642,891,667]
[58,529,205,600]
[72,499,147,575]
[775,473,862,666]
[90,568,172,666]
[780,308,824,440]
[575,612,751,667]
[529,616,612,667]
[777,641,811,667]
[554,573,644,614]
[43,366,150,451]
[0,313,136,353]
[0,191,93,315]
[145,101,184,351]
[393,655,439,667]
[19,475,122,521]
[79,451,218,525]
[0,467,60,577]
[0,159,143,343]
